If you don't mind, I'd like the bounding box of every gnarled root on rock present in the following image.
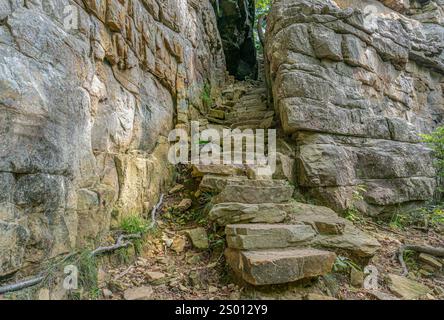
[398,244,444,276]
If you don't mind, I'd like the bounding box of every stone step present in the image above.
[226,224,316,250]
[225,110,274,121]
[208,109,226,120]
[225,248,336,285]
[242,87,267,97]
[213,181,294,204]
[245,164,274,180]
[208,202,288,225]
[207,117,226,125]
[231,118,275,130]
[191,164,246,177]
[236,96,267,108]
[286,202,381,258]
[200,174,289,193]
[232,105,268,113]
[200,175,248,192]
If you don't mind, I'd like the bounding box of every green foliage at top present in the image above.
[256,0,272,12]
[255,0,272,51]
[421,126,444,178]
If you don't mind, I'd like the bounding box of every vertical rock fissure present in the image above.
[212,0,258,80]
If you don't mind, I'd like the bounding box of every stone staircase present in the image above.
[193,78,380,286]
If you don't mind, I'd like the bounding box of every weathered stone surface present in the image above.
[367,290,400,300]
[350,268,364,288]
[176,199,193,213]
[209,202,287,225]
[225,248,336,285]
[288,202,346,235]
[387,274,431,300]
[312,225,381,258]
[200,175,247,192]
[226,224,316,250]
[192,164,246,177]
[185,227,209,250]
[266,0,444,214]
[418,253,443,270]
[213,182,294,204]
[123,286,153,300]
[286,202,380,257]
[0,0,226,275]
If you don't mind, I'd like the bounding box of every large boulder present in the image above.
[265,0,444,214]
[0,0,226,276]
[225,247,336,285]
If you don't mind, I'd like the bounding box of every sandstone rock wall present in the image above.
[0,0,225,276]
[266,0,444,215]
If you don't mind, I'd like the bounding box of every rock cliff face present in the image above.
[213,0,257,79]
[266,0,444,215]
[0,0,225,277]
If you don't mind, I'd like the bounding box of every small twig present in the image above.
[398,244,444,276]
[114,265,134,280]
[149,194,165,229]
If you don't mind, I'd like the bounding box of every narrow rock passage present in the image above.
[192,66,380,286]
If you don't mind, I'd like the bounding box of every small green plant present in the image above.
[165,206,208,227]
[418,205,444,229]
[429,207,444,226]
[201,83,213,108]
[384,204,444,230]
[389,211,409,230]
[344,185,367,222]
[333,256,361,273]
[119,215,149,234]
[402,249,418,272]
[422,126,444,179]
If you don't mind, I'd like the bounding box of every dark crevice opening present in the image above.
[212,0,258,80]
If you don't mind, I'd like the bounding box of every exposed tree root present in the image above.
[148,194,164,229]
[0,276,45,295]
[0,234,141,295]
[90,234,141,257]
[398,244,444,276]
[0,194,166,296]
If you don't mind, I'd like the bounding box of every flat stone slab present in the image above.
[192,164,245,177]
[213,182,294,204]
[200,175,287,193]
[289,204,346,235]
[185,227,209,250]
[209,202,287,226]
[226,224,316,250]
[199,175,247,193]
[225,248,336,285]
[387,274,431,300]
[312,225,381,258]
